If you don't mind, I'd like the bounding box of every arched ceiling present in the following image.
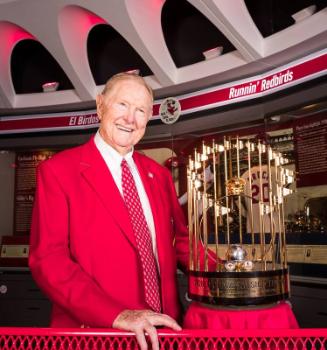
[0,0,326,117]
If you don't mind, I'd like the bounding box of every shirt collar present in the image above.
[94,130,134,167]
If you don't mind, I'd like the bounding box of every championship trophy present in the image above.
[187,137,294,306]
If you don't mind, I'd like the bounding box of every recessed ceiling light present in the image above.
[203,47,223,60]
[292,5,316,23]
[42,82,59,92]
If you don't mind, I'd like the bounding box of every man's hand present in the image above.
[112,309,181,350]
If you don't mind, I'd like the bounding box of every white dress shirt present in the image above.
[94,131,159,263]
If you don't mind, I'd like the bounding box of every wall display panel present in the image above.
[0,151,15,241]
[14,151,56,236]
[294,114,327,188]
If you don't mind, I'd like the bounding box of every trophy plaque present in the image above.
[187,137,294,306]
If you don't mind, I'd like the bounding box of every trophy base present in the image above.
[199,302,278,310]
[188,267,290,306]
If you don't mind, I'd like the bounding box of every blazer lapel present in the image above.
[79,139,137,248]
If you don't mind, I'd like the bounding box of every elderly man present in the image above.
[29,73,189,350]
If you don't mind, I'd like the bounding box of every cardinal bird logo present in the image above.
[167,100,177,116]
[159,97,181,125]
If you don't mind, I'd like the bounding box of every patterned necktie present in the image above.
[121,159,161,313]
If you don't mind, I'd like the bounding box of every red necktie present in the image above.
[121,159,161,313]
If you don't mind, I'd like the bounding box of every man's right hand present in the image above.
[112,309,181,350]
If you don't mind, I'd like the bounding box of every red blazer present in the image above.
[29,137,189,327]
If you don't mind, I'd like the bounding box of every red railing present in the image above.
[0,328,327,350]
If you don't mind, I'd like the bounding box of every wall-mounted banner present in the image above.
[0,112,99,135]
[0,50,326,135]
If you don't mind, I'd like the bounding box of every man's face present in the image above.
[96,79,153,155]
